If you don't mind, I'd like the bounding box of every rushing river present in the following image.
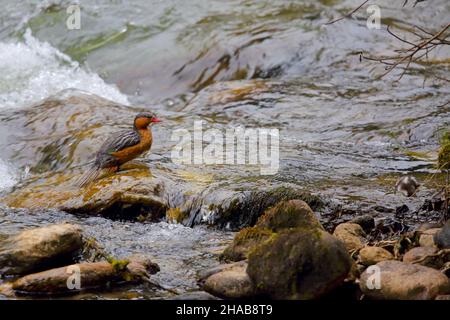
[0,0,449,298]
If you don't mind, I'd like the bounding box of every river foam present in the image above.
[0,29,130,190]
[0,29,129,109]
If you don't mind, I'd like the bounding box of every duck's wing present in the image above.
[98,129,141,155]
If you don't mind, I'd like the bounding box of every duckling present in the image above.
[395,176,420,197]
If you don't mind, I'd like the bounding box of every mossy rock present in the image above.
[247,228,352,299]
[256,199,324,232]
[220,226,274,262]
[212,186,324,230]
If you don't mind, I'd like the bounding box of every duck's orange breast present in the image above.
[110,129,153,164]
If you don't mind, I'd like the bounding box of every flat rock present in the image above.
[0,223,83,276]
[11,257,159,295]
[360,260,450,300]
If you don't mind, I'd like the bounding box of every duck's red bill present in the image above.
[151,118,162,123]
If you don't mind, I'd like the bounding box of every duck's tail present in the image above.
[75,165,103,188]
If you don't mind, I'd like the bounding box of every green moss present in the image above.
[221,226,274,262]
[106,257,130,273]
[438,131,450,170]
[256,199,323,232]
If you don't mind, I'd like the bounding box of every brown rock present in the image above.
[11,257,159,295]
[0,224,83,275]
[333,223,366,252]
[419,228,441,247]
[202,261,255,299]
[358,246,394,266]
[403,246,443,269]
[247,228,352,300]
[360,260,450,300]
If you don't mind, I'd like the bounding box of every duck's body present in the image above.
[77,112,161,187]
[396,176,420,197]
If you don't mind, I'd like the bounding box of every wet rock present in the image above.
[10,257,159,295]
[360,261,450,300]
[247,228,352,300]
[210,187,324,230]
[256,200,324,232]
[170,291,220,300]
[419,228,441,247]
[3,168,169,220]
[0,223,83,275]
[220,227,273,262]
[403,246,444,269]
[434,221,450,249]
[0,283,14,298]
[198,261,247,284]
[201,261,255,299]
[221,200,322,262]
[358,246,394,266]
[395,205,409,218]
[351,214,375,234]
[333,223,366,252]
[0,92,172,219]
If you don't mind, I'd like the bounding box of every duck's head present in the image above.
[134,112,161,129]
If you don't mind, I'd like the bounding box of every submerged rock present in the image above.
[360,261,450,300]
[209,187,324,230]
[0,223,83,275]
[434,221,450,249]
[10,256,159,295]
[358,246,394,266]
[333,223,367,252]
[247,228,352,300]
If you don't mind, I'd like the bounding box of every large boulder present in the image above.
[360,260,450,300]
[0,223,83,275]
[255,199,324,232]
[221,200,322,262]
[333,223,367,252]
[247,228,352,300]
[3,168,168,220]
[220,227,273,262]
